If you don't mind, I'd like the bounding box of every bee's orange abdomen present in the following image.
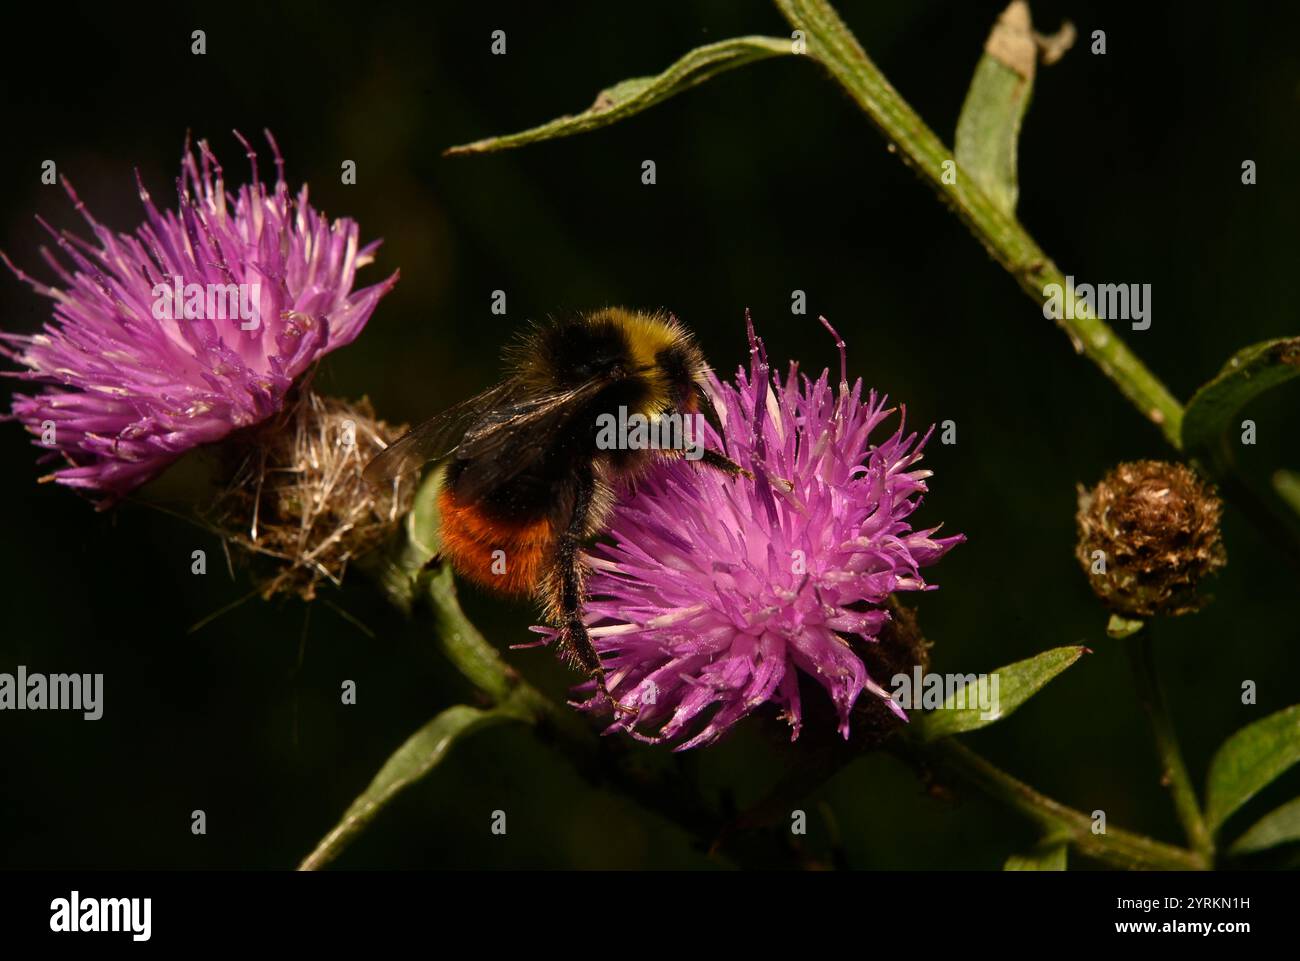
[437,486,552,595]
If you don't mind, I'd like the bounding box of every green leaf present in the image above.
[1106,614,1145,639]
[1229,796,1300,855]
[912,645,1088,743]
[1181,337,1300,457]
[1004,841,1068,871]
[299,704,519,870]
[1205,704,1300,834]
[954,2,1039,217]
[1274,469,1300,517]
[445,36,792,156]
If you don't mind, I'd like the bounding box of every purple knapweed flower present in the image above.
[568,316,963,750]
[1,131,397,504]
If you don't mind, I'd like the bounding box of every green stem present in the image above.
[772,0,1184,445]
[417,565,734,847]
[1125,629,1216,863]
[924,738,1207,869]
[424,565,544,709]
[358,511,563,725]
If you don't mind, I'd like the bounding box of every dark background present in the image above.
[1,0,1297,869]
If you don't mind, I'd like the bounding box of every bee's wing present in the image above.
[450,377,613,502]
[363,375,611,493]
[362,380,522,485]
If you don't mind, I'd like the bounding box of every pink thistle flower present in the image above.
[2,132,397,504]
[570,316,963,750]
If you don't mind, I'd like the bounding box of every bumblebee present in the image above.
[364,308,744,698]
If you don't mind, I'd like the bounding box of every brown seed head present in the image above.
[1075,460,1226,618]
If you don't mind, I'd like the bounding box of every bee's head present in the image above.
[523,308,710,413]
[594,309,708,410]
[650,340,708,413]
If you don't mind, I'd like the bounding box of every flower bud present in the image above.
[1075,460,1226,618]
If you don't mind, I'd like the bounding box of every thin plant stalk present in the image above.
[1125,629,1216,863]
[924,738,1208,870]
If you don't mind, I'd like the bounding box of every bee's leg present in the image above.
[694,447,797,492]
[686,386,752,479]
[697,447,752,480]
[554,468,636,718]
[554,468,599,670]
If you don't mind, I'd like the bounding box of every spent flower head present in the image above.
[208,389,413,601]
[562,316,963,750]
[1076,459,1226,618]
[1,131,397,504]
